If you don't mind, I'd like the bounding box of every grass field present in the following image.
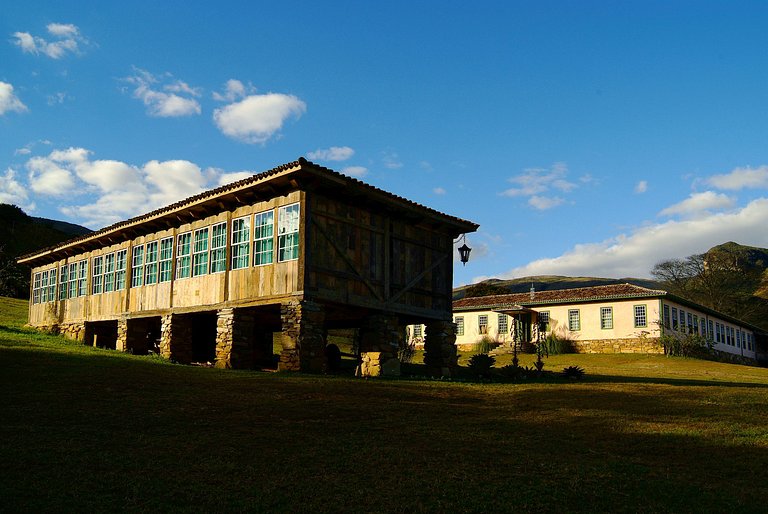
[2,297,768,513]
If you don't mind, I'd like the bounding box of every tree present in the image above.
[651,250,768,330]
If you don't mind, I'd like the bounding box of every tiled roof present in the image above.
[453,283,668,310]
[19,157,478,264]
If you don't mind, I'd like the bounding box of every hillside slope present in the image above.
[0,204,91,298]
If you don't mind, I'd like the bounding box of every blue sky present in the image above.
[3,1,768,286]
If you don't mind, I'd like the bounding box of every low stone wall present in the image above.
[570,337,663,354]
[59,322,86,342]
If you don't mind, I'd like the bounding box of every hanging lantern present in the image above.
[458,243,472,266]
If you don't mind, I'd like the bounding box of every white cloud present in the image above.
[20,148,247,228]
[213,93,306,144]
[47,92,68,105]
[382,152,403,169]
[125,69,201,117]
[528,195,564,210]
[143,160,208,207]
[12,23,86,59]
[341,166,368,177]
[26,154,80,196]
[635,180,648,193]
[14,147,31,156]
[492,198,768,281]
[500,162,577,209]
[433,187,446,195]
[218,171,254,186]
[0,168,29,205]
[706,165,768,190]
[212,79,251,102]
[307,146,355,162]
[658,191,735,218]
[0,82,27,115]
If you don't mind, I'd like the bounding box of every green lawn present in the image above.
[2,299,768,512]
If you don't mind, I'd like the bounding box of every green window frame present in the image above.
[32,272,41,304]
[277,203,299,262]
[116,250,127,290]
[192,228,209,277]
[68,262,77,298]
[538,311,550,332]
[600,307,613,329]
[231,216,250,270]
[59,265,68,300]
[253,211,274,266]
[104,253,115,292]
[77,260,87,297]
[176,233,192,279]
[663,305,670,328]
[478,314,488,334]
[159,237,173,282]
[47,268,56,301]
[455,316,464,336]
[210,222,227,273]
[92,256,103,294]
[498,313,508,334]
[568,309,581,331]
[634,305,647,328]
[131,245,144,288]
[145,241,158,285]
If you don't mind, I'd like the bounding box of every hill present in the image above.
[0,204,91,298]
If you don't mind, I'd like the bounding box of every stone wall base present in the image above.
[570,337,663,354]
[59,322,86,342]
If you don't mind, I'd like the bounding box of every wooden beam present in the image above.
[387,254,448,305]
[310,217,384,302]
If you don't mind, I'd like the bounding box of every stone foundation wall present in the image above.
[279,301,326,373]
[215,308,255,369]
[358,314,401,377]
[159,314,193,364]
[116,319,128,351]
[570,337,663,354]
[424,320,458,377]
[59,322,86,342]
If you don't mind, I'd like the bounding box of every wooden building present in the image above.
[19,158,478,376]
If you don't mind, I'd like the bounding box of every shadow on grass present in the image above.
[2,342,768,513]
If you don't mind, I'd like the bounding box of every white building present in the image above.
[410,283,766,363]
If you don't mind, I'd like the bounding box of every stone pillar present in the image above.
[424,320,458,377]
[358,314,401,378]
[159,314,193,364]
[116,318,128,352]
[215,308,255,369]
[279,300,326,373]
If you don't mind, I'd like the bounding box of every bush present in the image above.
[499,364,535,380]
[473,336,499,355]
[541,332,573,355]
[467,353,496,378]
[660,333,712,358]
[561,365,585,380]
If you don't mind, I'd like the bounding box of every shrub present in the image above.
[499,364,535,380]
[561,365,585,380]
[541,332,573,355]
[473,335,499,355]
[467,353,496,378]
[660,333,712,358]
